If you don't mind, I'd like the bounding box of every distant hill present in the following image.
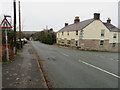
[22,31,41,34]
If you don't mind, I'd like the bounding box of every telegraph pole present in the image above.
[19,1,22,48]
[13,0,17,54]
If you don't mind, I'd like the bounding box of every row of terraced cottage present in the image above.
[56,13,120,52]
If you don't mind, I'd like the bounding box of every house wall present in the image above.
[83,20,120,43]
[57,30,80,40]
[83,20,110,39]
[57,30,80,46]
[109,32,119,43]
[80,20,120,52]
[56,20,120,52]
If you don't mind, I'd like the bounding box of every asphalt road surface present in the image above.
[31,41,119,88]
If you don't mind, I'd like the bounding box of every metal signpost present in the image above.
[0,17,12,61]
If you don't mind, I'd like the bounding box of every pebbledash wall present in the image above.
[56,13,120,52]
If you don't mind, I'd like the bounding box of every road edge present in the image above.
[31,43,53,89]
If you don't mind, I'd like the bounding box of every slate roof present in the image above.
[58,19,94,32]
[58,19,120,32]
[103,23,120,32]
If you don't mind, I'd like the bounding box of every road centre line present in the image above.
[63,53,69,57]
[78,60,120,79]
[110,58,119,62]
[60,52,69,57]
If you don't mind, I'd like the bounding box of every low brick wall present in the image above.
[2,44,14,61]
[0,45,2,62]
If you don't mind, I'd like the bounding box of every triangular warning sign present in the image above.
[0,18,12,28]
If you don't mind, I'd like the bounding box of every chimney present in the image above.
[74,16,80,23]
[107,18,111,24]
[94,13,100,20]
[65,23,68,26]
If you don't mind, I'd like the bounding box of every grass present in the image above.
[2,53,21,65]
[2,60,13,64]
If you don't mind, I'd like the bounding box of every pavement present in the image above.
[31,41,119,88]
[2,42,46,88]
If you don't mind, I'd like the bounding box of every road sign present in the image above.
[0,17,12,61]
[0,18,12,28]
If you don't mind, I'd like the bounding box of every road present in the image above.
[31,41,119,88]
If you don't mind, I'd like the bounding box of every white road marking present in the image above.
[98,55,119,62]
[110,58,119,62]
[60,52,69,57]
[78,60,120,79]
[63,53,69,57]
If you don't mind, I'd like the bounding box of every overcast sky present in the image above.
[0,0,119,31]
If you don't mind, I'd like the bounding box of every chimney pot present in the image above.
[94,13,100,20]
[107,18,111,24]
[74,16,80,23]
[65,23,68,26]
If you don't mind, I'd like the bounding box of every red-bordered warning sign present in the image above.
[0,18,12,28]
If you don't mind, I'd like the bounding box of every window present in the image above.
[62,32,64,35]
[76,30,78,35]
[112,43,116,47]
[100,40,104,46]
[113,34,117,38]
[76,41,78,46]
[79,30,84,39]
[58,40,60,44]
[61,39,64,44]
[101,30,105,36]
[67,31,69,35]
[67,40,70,44]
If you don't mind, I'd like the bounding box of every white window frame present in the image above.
[62,32,64,35]
[76,30,78,35]
[76,41,78,46]
[113,34,117,38]
[67,31,69,35]
[100,40,104,46]
[67,40,71,45]
[101,29,105,37]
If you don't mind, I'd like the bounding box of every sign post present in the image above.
[5,27,9,61]
[0,17,12,61]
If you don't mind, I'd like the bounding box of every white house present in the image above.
[56,13,120,52]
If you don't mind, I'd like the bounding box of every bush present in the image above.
[41,34,56,45]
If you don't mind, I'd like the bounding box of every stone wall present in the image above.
[71,39,75,46]
[64,38,67,45]
[57,38,120,52]
[79,39,120,52]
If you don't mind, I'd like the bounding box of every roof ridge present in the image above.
[58,18,95,32]
[103,22,120,32]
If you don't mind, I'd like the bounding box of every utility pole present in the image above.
[19,1,22,48]
[13,0,17,54]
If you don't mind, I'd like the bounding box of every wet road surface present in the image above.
[31,41,119,88]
